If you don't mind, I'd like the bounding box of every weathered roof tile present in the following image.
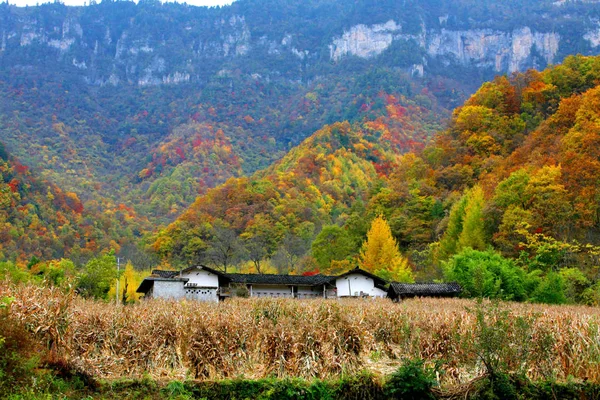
[388,282,462,297]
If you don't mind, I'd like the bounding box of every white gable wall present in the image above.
[181,267,220,288]
[335,273,386,298]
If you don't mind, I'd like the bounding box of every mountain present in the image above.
[156,55,600,280]
[1,0,599,86]
[2,0,600,264]
[152,90,439,266]
[1,0,600,228]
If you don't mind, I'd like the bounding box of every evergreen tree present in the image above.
[359,215,413,282]
[439,185,488,261]
[458,185,487,251]
[438,194,468,260]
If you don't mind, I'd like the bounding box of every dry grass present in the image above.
[3,282,600,385]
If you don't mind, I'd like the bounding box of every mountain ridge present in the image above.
[1,0,599,87]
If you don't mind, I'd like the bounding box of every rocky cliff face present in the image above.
[0,0,599,87]
[330,22,562,73]
[0,5,254,86]
[329,20,401,60]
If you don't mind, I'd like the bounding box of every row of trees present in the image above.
[175,214,413,283]
[1,251,145,304]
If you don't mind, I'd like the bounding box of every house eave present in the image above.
[136,277,189,294]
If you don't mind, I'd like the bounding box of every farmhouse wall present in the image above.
[185,287,218,302]
[335,274,386,298]
[153,280,185,299]
[182,269,219,287]
[296,285,323,299]
[251,284,293,298]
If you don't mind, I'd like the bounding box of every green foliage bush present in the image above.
[76,252,118,300]
[0,297,42,397]
[558,268,589,304]
[383,359,437,400]
[184,373,384,400]
[443,248,527,300]
[529,272,567,305]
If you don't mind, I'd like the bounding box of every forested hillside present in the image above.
[153,91,437,270]
[157,55,600,304]
[0,53,445,223]
[2,0,600,279]
[0,143,139,263]
[1,0,600,230]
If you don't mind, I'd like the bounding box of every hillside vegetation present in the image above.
[157,55,600,305]
[2,0,600,232]
[0,143,138,263]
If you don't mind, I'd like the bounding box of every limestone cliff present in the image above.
[330,22,561,74]
[329,20,401,60]
[0,0,599,86]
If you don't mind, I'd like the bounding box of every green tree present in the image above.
[439,186,488,260]
[530,272,567,304]
[493,169,531,209]
[206,222,244,273]
[311,225,355,270]
[77,252,118,300]
[458,185,487,251]
[559,268,590,304]
[443,248,527,301]
[438,195,468,261]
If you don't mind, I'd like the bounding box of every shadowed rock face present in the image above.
[0,0,599,87]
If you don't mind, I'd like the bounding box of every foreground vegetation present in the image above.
[2,282,600,396]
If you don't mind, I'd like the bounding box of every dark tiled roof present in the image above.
[227,273,334,286]
[151,269,178,278]
[388,282,462,297]
[151,265,228,279]
[149,268,334,286]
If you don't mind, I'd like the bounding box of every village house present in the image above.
[136,266,389,301]
[136,265,462,302]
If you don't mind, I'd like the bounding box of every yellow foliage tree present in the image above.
[108,262,144,304]
[359,215,414,283]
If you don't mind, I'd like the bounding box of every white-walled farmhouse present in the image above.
[137,266,458,302]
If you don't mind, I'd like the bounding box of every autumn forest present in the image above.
[3,0,600,397]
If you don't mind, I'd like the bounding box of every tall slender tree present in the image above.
[359,215,413,282]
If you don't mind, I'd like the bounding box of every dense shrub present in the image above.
[530,272,567,305]
[383,359,437,400]
[0,297,42,396]
[443,248,528,300]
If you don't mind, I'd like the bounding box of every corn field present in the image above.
[3,282,600,386]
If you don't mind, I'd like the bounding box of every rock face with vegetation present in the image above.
[1,0,598,85]
[0,0,599,237]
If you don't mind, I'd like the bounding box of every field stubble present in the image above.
[2,282,600,386]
